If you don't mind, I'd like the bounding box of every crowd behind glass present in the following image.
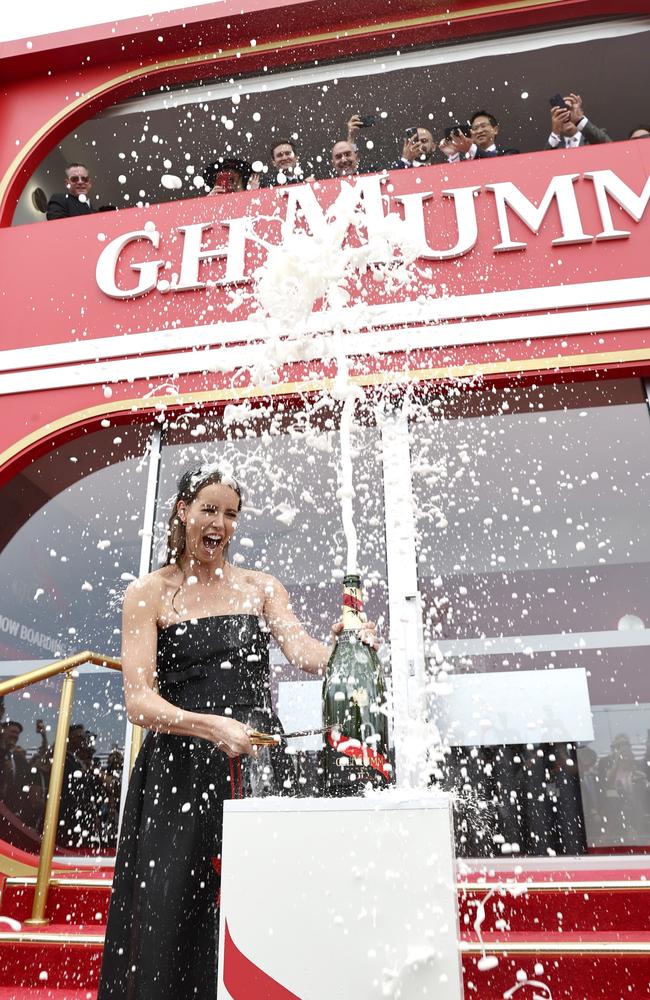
[44,92,650,219]
[2,671,650,856]
[0,701,123,853]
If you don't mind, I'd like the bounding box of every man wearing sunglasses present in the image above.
[46,163,96,220]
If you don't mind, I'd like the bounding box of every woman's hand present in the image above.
[331,619,380,651]
[209,717,258,758]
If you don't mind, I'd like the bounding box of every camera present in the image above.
[444,123,471,140]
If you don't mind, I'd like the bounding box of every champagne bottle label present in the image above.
[326,729,392,782]
[341,576,364,631]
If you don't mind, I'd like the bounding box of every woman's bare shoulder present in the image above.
[232,565,283,592]
[123,566,180,610]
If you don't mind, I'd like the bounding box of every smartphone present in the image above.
[358,115,376,128]
[404,126,418,140]
[549,94,569,111]
[444,123,471,139]
[214,171,236,192]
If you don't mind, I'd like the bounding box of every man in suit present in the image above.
[0,720,32,816]
[347,113,437,170]
[390,126,437,170]
[547,93,611,148]
[47,163,96,219]
[331,140,359,177]
[439,110,519,162]
[258,138,309,187]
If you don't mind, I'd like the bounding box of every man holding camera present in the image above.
[347,114,437,170]
[439,110,519,162]
[392,126,436,169]
[547,93,611,148]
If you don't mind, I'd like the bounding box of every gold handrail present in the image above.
[0,650,122,698]
[0,651,140,925]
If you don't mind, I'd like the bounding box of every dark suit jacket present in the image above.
[46,192,96,220]
[474,145,520,158]
[547,121,612,149]
[389,158,437,170]
[259,171,306,188]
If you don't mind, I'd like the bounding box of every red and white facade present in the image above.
[1,3,650,997]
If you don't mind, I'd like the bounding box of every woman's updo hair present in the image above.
[164,466,243,566]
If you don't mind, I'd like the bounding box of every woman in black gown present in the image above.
[97,467,376,1000]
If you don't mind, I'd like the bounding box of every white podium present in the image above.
[217,793,463,1000]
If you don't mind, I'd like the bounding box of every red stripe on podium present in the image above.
[223,919,302,999]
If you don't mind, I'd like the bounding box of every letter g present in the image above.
[96,229,163,299]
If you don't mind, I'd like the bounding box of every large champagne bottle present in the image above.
[323,573,392,795]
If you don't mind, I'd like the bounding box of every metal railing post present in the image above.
[25,670,77,925]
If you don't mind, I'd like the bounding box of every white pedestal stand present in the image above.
[217,792,463,1000]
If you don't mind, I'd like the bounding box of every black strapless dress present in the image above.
[97,614,290,1000]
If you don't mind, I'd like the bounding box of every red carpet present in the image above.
[0,862,648,998]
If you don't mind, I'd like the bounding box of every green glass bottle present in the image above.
[323,573,392,796]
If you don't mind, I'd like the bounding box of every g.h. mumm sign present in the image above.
[0,149,649,397]
[95,169,650,300]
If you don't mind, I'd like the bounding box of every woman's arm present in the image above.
[261,576,333,676]
[121,578,255,757]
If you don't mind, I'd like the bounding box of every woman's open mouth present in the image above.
[202,533,222,553]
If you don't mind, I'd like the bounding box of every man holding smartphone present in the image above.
[439,110,519,162]
[546,93,611,148]
[393,126,436,169]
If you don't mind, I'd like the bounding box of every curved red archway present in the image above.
[1,0,642,226]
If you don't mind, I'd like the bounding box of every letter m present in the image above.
[584,169,650,239]
[281,176,386,259]
[486,173,592,251]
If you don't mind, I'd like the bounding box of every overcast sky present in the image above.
[0,2,217,43]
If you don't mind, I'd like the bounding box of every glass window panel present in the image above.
[0,423,152,856]
[409,378,650,857]
[410,379,650,642]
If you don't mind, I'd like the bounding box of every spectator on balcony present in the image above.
[204,157,253,195]
[602,733,649,840]
[258,139,308,187]
[547,94,611,148]
[331,140,359,177]
[46,163,96,220]
[439,110,519,162]
[347,112,437,171]
[629,125,650,139]
[392,127,437,169]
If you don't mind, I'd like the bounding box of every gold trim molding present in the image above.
[0,930,105,945]
[1,346,649,476]
[461,940,650,954]
[459,879,650,893]
[0,855,39,878]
